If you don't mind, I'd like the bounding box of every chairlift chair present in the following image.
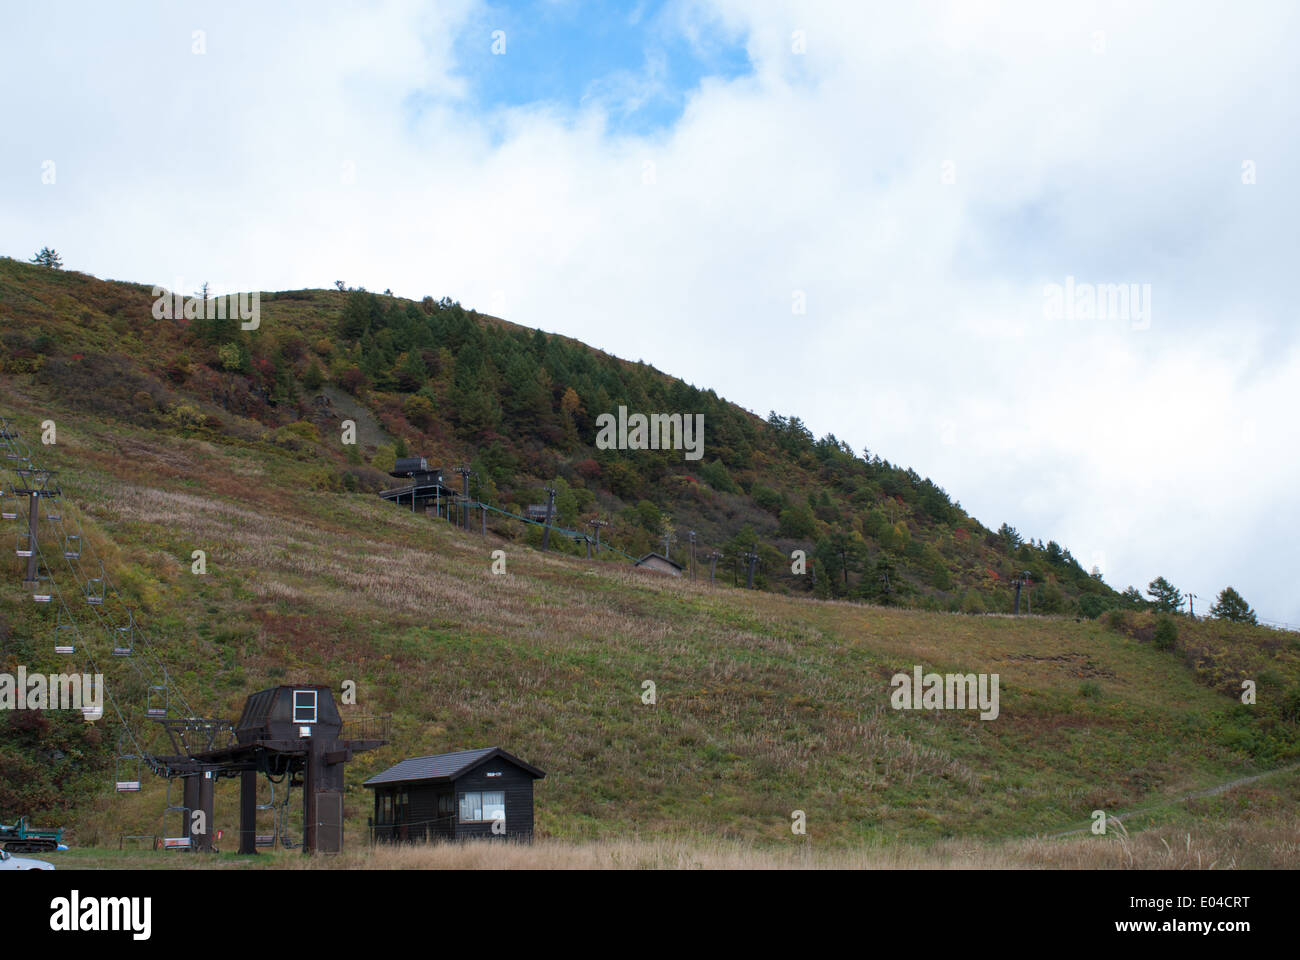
[115,755,142,793]
[63,530,81,559]
[112,613,136,657]
[159,778,191,849]
[32,573,53,603]
[145,682,168,720]
[86,564,106,605]
[53,608,76,654]
[15,531,33,558]
[1,491,17,520]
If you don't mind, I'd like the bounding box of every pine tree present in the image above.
[30,247,63,268]
[1121,586,1146,608]
[1146,576,1183,613]
[1208,586,1258,624]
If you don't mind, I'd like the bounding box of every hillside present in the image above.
[0,257,1120,616]
[2,258,1298,859]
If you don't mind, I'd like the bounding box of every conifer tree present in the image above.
[1208,586,1257,624]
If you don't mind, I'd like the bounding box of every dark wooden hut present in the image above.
[364,747,544,843]
[633,552,683,576]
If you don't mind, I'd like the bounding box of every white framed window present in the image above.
[459,790,506,822]
[293,689,318,724]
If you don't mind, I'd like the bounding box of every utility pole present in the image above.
[707,550,723,583]
[1187,593,1198,620]
[589,518,609,554]
[540,485,556,552]
[1011,571,1033,615]
[688,530,697,581]
[744,544,759,590]
[15,469,56,588]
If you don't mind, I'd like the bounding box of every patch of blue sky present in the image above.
[452,0,753,136]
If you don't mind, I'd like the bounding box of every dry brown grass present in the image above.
[260,817,1297,869]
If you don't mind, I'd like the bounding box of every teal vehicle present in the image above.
[0,816,65,853]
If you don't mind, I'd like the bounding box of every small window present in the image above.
[437,793,454,817]
[293,689,317,724]
[459,791,505,823]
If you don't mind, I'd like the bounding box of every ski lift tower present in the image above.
[153,685,389,855]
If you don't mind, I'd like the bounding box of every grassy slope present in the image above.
[0,256,1116,614]
[0,260,1295,862]
[1,380,1296,855]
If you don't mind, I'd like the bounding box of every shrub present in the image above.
[1153,615,1179,652]
[371,444,397,474]
[1078,680,1102,699]
[778,504,816,539]
[1281,684,1300,724]
[339,366,367,394]
[217,342,243,371]
[752,485,784,515]
[403,394,436,429]
[302,361,324,392]
[281,420,319,442]
[165,402,205,431]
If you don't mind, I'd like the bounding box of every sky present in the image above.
[2,0,1297,623]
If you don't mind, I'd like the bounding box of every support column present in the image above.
[22,493,38,585]
[239,769,259,855]
[304,749,318,853]
[182,774,200,845]
[195,768,215,852]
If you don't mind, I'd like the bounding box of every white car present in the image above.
[0,848,54,870]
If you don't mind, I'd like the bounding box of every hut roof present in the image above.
[362,747,545,786]
[634,552,683,571]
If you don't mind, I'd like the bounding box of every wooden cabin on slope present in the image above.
[633,552,683,576]
[364,747,545,843]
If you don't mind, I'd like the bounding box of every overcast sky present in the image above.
[3,0,1297,623]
